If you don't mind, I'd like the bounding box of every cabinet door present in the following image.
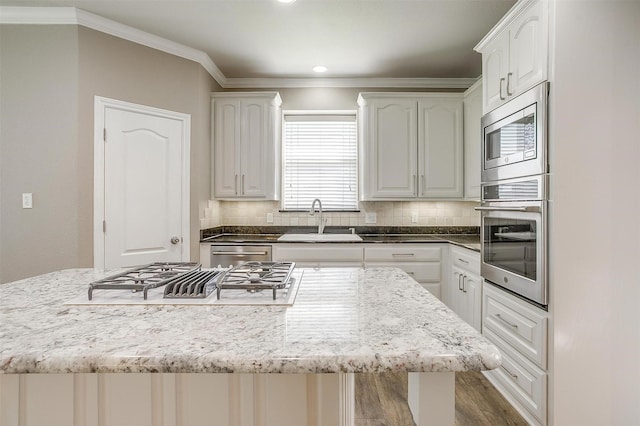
[508,0,547,97]
[463,83,482,200]
[417,98,463,198]
[213,99,241,197]
[449,266,464,317]
[362,98,417,199]
[482,34,509,113]
[461,271,482,332]
[240,97,269,198]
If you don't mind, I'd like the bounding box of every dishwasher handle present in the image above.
[212,251,269,256]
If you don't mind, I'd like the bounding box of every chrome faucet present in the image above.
[309,198,327,234]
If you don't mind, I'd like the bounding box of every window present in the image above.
[282,113,358,211]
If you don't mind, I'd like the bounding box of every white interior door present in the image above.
[94,98,190,269]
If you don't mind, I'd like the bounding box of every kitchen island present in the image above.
[0,267,500,426]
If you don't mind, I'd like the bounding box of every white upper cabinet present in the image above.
[418,98,464,198]
[358,93,463,200]
[463,80,482,200]
[212,92,282,200]
[475,0,548,113]
[358,96,418,199]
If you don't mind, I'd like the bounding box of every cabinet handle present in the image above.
[234,174,238,195]
[406,271,415,276]
[457,258,469,264]
[506,72,513,96]
[241,174,245,195]
[499,77,506,100]
[458,273,463,291]
[462,275,467,293]
[502,365,519,380]
[495,313,519,329]
[421,175,426,196]
[413,174,417,195]
[392,253,415,257]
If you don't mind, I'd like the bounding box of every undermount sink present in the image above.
[277,233,363,242]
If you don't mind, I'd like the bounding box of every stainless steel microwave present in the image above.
[481,82,549,183]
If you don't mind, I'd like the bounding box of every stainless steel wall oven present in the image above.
[477,175,548,307]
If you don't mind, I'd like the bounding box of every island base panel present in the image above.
[408,372,455,426]
[0,372,353,426]
[0,372,457,425]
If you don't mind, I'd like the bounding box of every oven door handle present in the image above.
[474,206,541,213]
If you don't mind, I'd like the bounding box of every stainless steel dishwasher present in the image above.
[210,245,272,267]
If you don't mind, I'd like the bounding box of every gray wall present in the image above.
[0,24,221,283]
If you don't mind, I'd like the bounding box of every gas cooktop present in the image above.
[67,262,302,306]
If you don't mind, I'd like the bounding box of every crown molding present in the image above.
[464,77,482,94]
[223,77,478,89]
[1,6,477,90]
[474,0,535,52]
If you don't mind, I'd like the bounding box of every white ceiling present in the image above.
[1,0,515,82]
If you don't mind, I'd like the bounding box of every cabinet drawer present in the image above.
[365,262,441,283]
[364,245,442,262]
[273,245,363,263]
[483,283,548,368]
[450,246,480,274]
[484,329,547,425]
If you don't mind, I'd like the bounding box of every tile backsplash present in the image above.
[201,200,480,229]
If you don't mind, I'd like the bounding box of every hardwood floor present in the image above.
[355,371,527,426]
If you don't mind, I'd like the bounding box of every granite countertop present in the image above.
[0,267,499,375]
[201,227,481,252]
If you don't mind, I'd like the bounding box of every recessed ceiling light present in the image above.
[313,65,328,73]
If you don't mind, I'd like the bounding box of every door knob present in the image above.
[170,236,180,245]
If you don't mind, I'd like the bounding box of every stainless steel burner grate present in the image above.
[215,261,295,300]
[88,262,200,300]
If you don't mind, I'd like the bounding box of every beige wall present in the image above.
[549,1,640,424]
[77,27,220,268]
[0,25,80,284]
[228,86,463,111]
[0,24,221,283]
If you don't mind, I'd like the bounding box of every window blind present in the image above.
[282,114,358,211]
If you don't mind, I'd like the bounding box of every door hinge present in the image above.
[103,220,106,233]
[103,128,107,142]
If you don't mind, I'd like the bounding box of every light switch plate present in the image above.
[266,212,274,223]
[411,211,418,223]
[365,212,377,224]
[22,193,33,209]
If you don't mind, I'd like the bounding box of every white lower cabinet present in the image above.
[364,244,444,299]
[274,243,445,299]
[482,282,548,426]
[447,246,482,332]
[273,244,364,268]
